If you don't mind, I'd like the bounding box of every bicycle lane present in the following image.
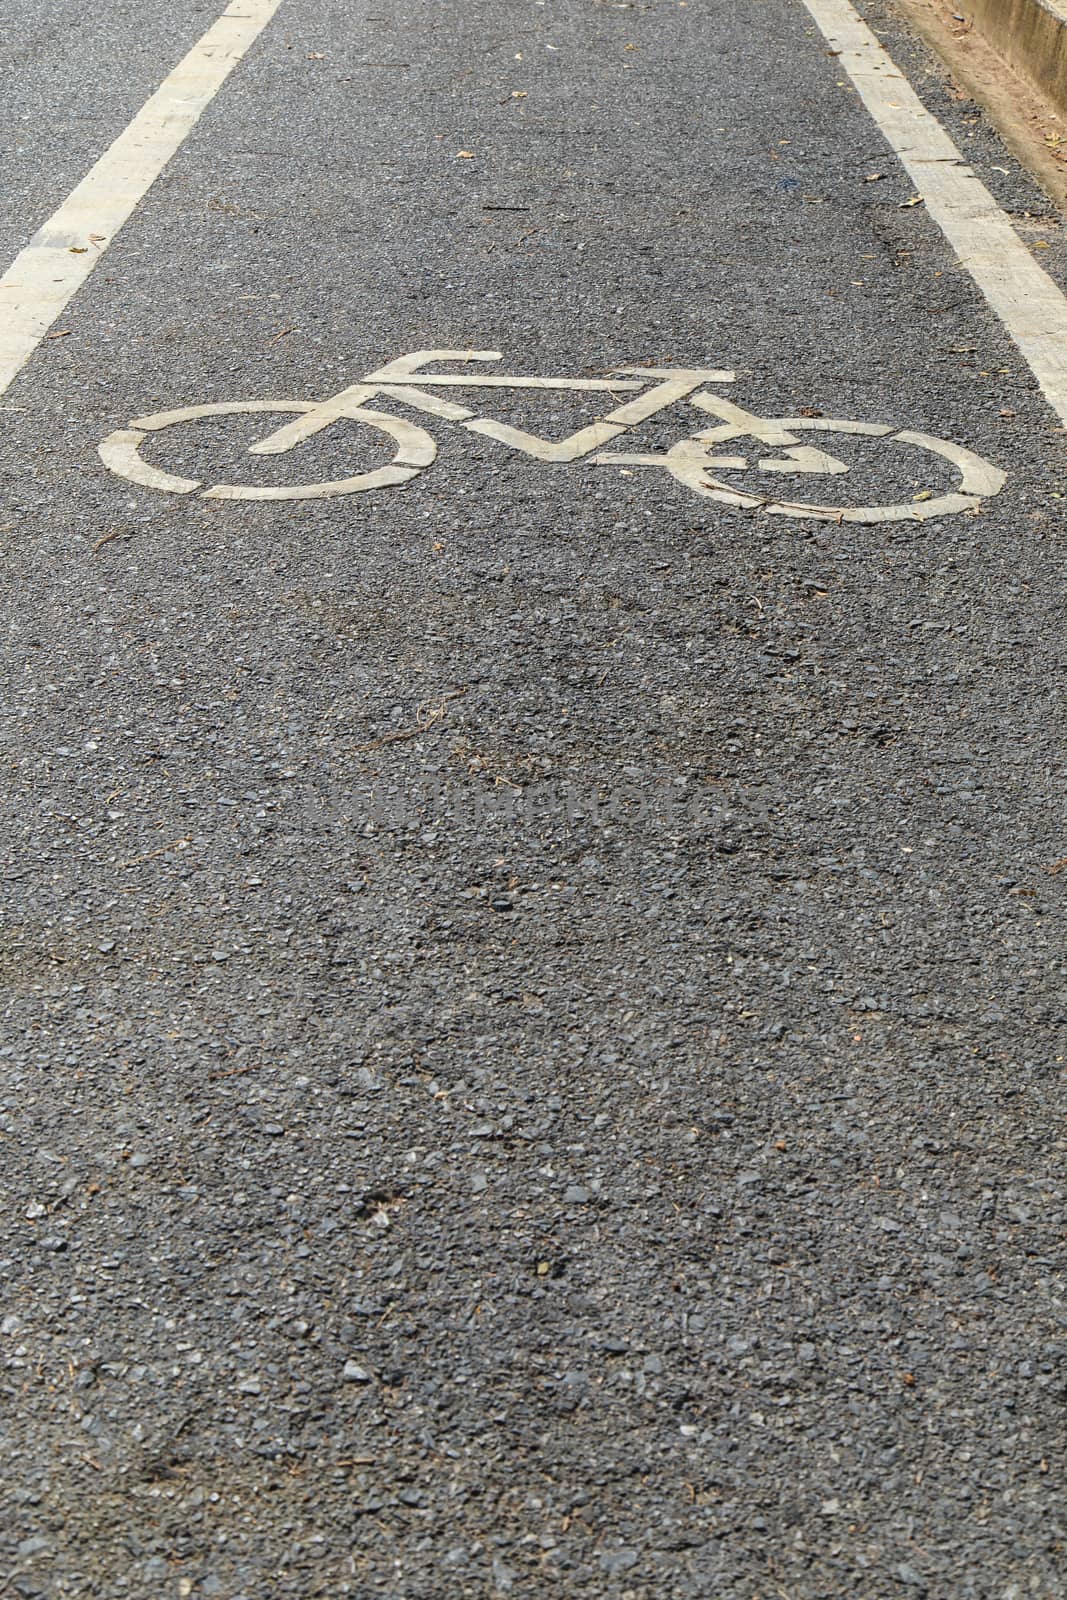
[1,1,1065,1596]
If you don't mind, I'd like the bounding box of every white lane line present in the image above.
[799,0,1067,428]
[0,0,284,400]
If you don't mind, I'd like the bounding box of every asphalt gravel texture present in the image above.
[1,0,1066,1596]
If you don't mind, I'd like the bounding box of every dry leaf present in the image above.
[456,150,475,159]
[900,195,924,208]
[864,172,885,182]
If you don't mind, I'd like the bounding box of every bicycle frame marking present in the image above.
[98,348,1007,521]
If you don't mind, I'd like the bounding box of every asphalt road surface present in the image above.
[1,1,1066,1596]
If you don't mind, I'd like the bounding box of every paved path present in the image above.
[1,2,1065,1596]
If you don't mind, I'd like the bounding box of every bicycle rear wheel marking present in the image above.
[653,419,1007,523]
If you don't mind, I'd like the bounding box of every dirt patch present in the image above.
[894,0,1067,213]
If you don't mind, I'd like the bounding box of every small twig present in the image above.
[92,525,132,553]
[119,836,192,868]
[354,724,431,752]
[267,326,298,346]
[353,687,468,752]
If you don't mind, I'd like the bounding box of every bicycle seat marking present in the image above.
[98,348,1006,524]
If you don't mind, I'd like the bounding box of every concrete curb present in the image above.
[964,0,1067,116]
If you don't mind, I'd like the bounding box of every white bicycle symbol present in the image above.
[99,348,1005,523]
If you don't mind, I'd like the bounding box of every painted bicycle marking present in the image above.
[99,348,1006,523]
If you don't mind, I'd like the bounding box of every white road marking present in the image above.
[799,0,1067,428]
[0,0,283,400]
[597,412,1006,522]
[100,398,438,500]
[98,350,1008,521]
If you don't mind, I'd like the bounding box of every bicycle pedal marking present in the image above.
[98,348,1007,524]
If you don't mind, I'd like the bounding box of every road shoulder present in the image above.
[893,0,1067,212]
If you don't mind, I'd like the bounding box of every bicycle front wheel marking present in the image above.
[98,428,203,495]
[98,401,437,501]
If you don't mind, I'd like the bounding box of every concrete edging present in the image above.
[964,0,1067,116]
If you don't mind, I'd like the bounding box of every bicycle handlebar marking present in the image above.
[98,348,1007,522]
